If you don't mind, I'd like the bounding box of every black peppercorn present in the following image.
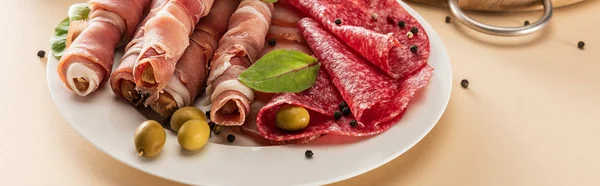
[334,111,342,120]
[524,20,530,26]
[227,134,235,143]
[335,18,342,25]
[339,102,348,110]
[578,41,585,49]
[445,16,451,23]
[350,120,358,127]
[410,27,418,34]
[410,45,418,53]
[37,50,46,58]
[305,150,313,158]
[398,21,406,28]
[341,107,351,116]
[461,79,469,88]
[268,38,276,46]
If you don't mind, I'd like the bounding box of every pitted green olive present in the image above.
[275,105,310,132]
[134,120,166,158]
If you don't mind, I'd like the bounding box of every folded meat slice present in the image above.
[205,0,274,126]
[110,0,167,105]
[289,0,430,79]
[298,18,433,126]
[57,0,150,96]
[149,0,241,116]
[256,66,433,143]
[134,0,215,106]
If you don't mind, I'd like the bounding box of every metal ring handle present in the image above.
[448,0,553,36]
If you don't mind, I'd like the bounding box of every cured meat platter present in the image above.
[47,0,452,185]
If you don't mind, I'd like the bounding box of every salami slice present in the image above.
[256,66,432,142]
[289,0,430,79]
[298,18,431,127]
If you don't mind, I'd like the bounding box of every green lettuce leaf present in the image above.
[238,50,320,93]
[50,3,90,59]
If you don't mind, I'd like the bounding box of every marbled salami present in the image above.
[289,0,430,79]
[298,18,431,127]
[256,65,433,142]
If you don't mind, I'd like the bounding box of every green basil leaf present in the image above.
[50,17,70,59]
[68,3,91,22]
[50,3,90,59]
[238,50,320,93]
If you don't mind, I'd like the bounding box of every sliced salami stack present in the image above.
[289,0,430,79]
[255,18,433,143]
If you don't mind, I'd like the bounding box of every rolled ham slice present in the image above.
[205,0,274,126]
[289,0,430,79]
[110,0,167,105]
[57,0,150,96]
[134,0,215,106]
[298,18,433,126]
[149,0,241,116]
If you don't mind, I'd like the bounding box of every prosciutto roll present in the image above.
[205,0,274,126]
[57,0,150,96]
[289,0,430,79]
[110,0,167,104]
[149,0,241,116]
[134,0,215,106]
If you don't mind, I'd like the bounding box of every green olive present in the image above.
[177,119,210,151]
[171,107,207,132]
[134,120,166,158]
[275,105,310,132]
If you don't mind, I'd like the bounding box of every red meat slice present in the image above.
[289,0,430,79]
[256,66,433,142]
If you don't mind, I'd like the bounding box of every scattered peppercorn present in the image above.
[339,102,348,110]
[461,79,469,88]
[350,120,358,127]
[341,107,351,116]
[37,50,46,58]
[398,21,406,28]
[410,27,418,34]
[524,20,530,26]
[268,38,276,46]
[410,45,418,53]
[334,111,342,120]
[213,125,222,134]
[334,18,342,25]
[445,16,451,23]
[578,41,585,49]
[227,134,235,143]
[305,150,314,158]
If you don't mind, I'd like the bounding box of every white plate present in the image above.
[47,1,452,185]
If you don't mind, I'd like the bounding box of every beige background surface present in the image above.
[1,0,599,185]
